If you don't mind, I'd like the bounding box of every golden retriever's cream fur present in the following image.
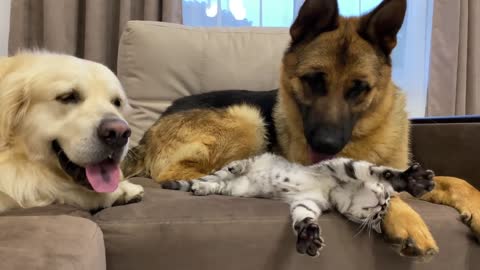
[0,51,144,212]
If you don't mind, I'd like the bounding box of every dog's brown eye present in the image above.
[112,98,122,108]
[346,80,371,100]
[301,72,327,96]
[56,91,81,104]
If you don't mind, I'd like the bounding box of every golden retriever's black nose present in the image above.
[98,118,131,148]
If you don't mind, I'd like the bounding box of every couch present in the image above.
[1,21,479,270]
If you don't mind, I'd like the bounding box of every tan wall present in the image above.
[0,0,11,56]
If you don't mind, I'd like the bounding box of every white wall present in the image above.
[0,0,11,56]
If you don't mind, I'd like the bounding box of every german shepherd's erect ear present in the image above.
[290,0,339,46]
[358,0,407,57]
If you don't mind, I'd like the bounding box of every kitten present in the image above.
[163,153,435,256]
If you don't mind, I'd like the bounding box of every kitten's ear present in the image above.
[290,0,339,45]
[358,0,407,55]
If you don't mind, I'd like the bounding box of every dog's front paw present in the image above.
[420,176,480,243]
[382,197,438,258]
[457,188,480,242]
[401,163,435,197]
[294,218,325,257]
[113,181,144,206]
[460,210,480,243]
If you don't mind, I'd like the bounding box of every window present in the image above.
[182,0,433,117]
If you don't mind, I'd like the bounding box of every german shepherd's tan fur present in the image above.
[124,0,480,258]
[123,105,267,182]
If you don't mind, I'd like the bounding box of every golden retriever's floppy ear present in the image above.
[0,69,31,149]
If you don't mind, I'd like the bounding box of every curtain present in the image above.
[8,0,182,71]
[427,0,480,116]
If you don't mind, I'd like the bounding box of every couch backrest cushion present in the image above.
[117,21,290,146]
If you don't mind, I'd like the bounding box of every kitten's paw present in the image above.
[294,218,325,257]
[191,182,214,196]
[226,161,248,175]
[400,163,435,197]
[112,181,144,206]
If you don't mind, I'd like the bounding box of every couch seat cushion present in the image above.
[0,215,105,270]
[0,204,92,218]
[94,178,479,270]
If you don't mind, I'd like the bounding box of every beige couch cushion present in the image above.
[0,215,106,270]
[95,178,479,270]
[117,21,290,146]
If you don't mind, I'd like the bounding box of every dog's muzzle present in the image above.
[97,118,131,149]
[53,117,131,193]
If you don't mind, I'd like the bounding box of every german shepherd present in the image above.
[123,0,480,257]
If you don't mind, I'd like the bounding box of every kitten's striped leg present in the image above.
[317,158,435,197]
[162,159,251,191]
[191,176,269,198]
[162,164,238,192]
[190,178,229,196]
[290,200,325,257]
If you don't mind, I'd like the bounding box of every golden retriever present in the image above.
[0,51,144,213]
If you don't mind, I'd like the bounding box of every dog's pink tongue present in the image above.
[309,147,334,164]
[85,160,120,193]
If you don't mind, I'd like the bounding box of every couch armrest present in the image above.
[410,116,480,189]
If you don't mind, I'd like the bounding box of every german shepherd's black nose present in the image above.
[308,128,346,155]
[98,118,131,148]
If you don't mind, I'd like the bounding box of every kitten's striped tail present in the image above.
[161,180,196,191]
